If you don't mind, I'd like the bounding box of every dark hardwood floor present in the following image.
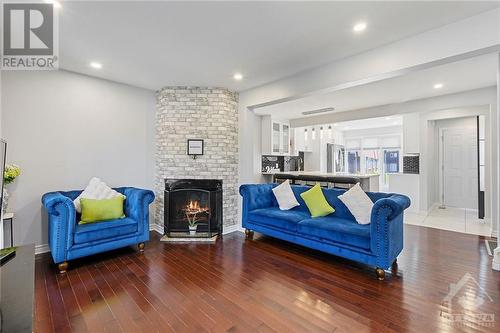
[35,225,499,333]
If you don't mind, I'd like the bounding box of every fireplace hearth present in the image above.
[164,179,223,238]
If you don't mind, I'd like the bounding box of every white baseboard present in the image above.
[150,223,163,234]
[35,243,50,255]
[223,224,245,235]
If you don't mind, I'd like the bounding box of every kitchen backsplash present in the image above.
[262,155,283,172]
[262,152,304,173]
[403,155,420,174]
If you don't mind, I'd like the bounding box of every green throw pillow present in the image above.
[300,183,335,218]
[79,196,125,224]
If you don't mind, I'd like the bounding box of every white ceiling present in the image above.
[254,53,498,119]
[328,116,403,132]
[58,1,500,91]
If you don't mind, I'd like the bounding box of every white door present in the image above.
[442,128,478,209]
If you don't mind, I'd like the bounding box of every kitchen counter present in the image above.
[269,171,380,192]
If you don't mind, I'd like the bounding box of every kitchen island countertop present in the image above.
[264,171,380,179]
[267,171,380,191]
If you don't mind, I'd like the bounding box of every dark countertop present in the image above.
[267,171,380,179]
[0,244,35,333]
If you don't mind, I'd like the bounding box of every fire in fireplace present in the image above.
[164,179,222,238]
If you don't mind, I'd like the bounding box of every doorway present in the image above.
[440,126,478,209]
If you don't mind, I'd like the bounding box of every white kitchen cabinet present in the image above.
[262,116,291,155]
[403,113,420,154]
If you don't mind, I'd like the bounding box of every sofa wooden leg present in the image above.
[58,261,68,274]
[138,242,145,253]
[375,268,385,281]
[391,259,398,272]
[245,229,254,240]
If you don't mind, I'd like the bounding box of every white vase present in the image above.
[2,187,8,214]
[188,225,197,235]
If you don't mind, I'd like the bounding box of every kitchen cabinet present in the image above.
[262,116,291,155]
[292,127,313,153]
[403,113,420,154]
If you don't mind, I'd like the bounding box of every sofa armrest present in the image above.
[239,184,276,227]
[121,187,155,234]
[42,191,75,216]
[239,184,276,211]
[369,194,410,268]
[371,194,410,221]
[41,192,77,263]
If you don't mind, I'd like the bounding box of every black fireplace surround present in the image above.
[164,179,223,238]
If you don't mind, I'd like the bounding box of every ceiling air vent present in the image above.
[301,107,335,116]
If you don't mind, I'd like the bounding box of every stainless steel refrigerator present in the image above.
[327,143,345,173]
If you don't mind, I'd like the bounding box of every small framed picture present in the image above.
[187,139,204,157]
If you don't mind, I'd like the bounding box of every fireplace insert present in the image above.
[164,179,222,238]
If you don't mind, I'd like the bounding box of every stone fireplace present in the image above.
[155,87,238,231]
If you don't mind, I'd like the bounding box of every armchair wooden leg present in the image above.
[245,229,254,240]
[58,261,68,274]
[138,242,145,253]
[375,268,385,281]
[391,259,398,273]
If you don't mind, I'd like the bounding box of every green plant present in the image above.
[184,200,209,228]
[4,164,21,185]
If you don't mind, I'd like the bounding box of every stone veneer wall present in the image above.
[155,87,239,229]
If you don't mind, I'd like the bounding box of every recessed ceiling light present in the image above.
[433,83,444,89]
[90,62,102,69]
[353,22,367,33]
[333,123,338,127]
[233,73,243,81]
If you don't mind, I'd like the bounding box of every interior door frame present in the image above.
[438,127,446,207]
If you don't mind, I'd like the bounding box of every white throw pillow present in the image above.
[73,177,124,213]
[272,180,300,210]
[338,183,373,224]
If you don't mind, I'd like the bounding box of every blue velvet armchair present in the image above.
[42,187,155,273]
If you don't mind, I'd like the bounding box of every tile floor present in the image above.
[405,206,492,236]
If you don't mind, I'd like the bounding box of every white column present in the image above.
[493,52,500,271]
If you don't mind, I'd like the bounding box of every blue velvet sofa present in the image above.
[239,184,410,280]
[42,187,155,273]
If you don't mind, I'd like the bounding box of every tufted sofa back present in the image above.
[240,183,394,221]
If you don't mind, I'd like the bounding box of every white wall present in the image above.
[1,70,156,247]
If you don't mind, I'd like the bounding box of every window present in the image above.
[347,150,361,174]
[384,150,400,173]
[364,149,379,174]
